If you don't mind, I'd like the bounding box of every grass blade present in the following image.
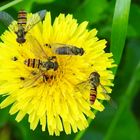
[0,0,22,11]
[0,11,14,27]
[110,0,131,74]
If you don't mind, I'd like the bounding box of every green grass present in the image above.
[0,0,22,11]
[110,0,131,74]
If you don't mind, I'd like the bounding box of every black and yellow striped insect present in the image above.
[24,56,58,71]
[76,72,108,105]
[15,10,27,43]
[23,56,58,84]
[10,10,46,44]
[23,37,58,83]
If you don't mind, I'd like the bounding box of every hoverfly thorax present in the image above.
[15,28,26,43]
[90,72,100,87]
[71,47,84,56]
[44,60,58,71]
[79,48,85,56]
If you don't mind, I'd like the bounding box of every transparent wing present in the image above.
[109,98,118,110]
[75,80,90,93]
[25,11,44,32]
[9,20,18,32]
[20,72,42,89]
[28,35,48,59]
[37,10,46,21]
[99,83,117,109]
[46,43,66,49]
[99,83,108,94]
[99,83,112,100]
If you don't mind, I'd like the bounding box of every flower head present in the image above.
[0,12,115,135]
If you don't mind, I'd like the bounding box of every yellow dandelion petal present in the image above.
[92,100,105,111]
[40,114,47,131]
[0,11,115,135]
[15,110,26,122]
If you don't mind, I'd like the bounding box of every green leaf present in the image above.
[36,0,55,4]
[13,0,53,12]
[74,0,108,23]
[13,1,33,12]
[109,109,140,140]
[128,4,140,38]
[104,108,140,140]
[110,0,131,74]
[0,0,23,11]
[0,11,14,27]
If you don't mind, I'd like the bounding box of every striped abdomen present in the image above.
[24,59,41,68]
[90,86,97,105]
[18,10,27,28]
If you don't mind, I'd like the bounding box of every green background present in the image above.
[0,0,140,140]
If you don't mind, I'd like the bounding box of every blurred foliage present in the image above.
[0,0,140,140]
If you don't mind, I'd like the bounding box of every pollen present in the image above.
[0,12,115,136]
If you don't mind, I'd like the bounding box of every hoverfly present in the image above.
[24,56,58,71]
[23,37,59,83]
[76,71,110,105]
[10,10,46,44]
[24,56,58,82]
[46,43,85,56]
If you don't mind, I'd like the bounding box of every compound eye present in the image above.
[81,49,84,55]
[54,62,58,71]
[16,38,26,43]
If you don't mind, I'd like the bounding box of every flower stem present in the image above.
[104,62,140,140]
[0,0,22,11]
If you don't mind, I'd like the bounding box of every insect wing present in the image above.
[37,10,46,21]
[9,20,18,33]
[25,13,40,31]
[99,83,108,94]
[99,83,111,99]
[47,43,65,51]
[75,80,90,93]
[20,72,42,89]
[25,10,46,32]
[99,83,117,109]
[28,36,48,59]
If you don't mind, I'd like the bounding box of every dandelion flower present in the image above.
[0,12,115,135]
